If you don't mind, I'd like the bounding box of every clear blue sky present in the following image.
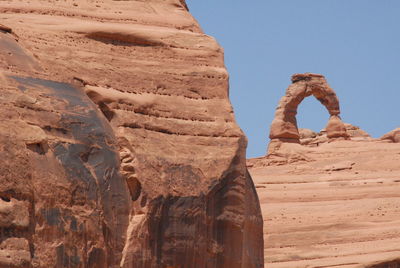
[186,1,400,158]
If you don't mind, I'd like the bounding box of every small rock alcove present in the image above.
[268,73,348,150]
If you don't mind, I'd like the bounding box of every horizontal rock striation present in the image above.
[250,139,400,267]
[0,0,263,267]
[366,259,400,268]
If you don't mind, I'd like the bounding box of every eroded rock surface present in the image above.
[366,259,400,268]
[268,73,348,152]
[0,0,263,267]
[249,138,400,268]
[298,123,371,147]
[381,128,400,143]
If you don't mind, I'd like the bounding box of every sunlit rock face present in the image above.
[249,131,400,267]
[381,128,400,143]
[0,1,263,267]
[268,73,348,153]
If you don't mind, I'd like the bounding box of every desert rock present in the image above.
[298,128,318,140]
[268,73,348,152]
[344,123,371,139]
[380,128,400,143]
[249,137,400,267]
[0,1,263,267]
[297,124,371,146]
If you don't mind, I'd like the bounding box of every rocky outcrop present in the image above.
[249,139,400,267]
[380,128,400,143]
[250,123,372,168]
[298,124,371,146]
[268,73,348,152]
[343,123,371,139]
[0,1,263,267]
[298,128,318,140]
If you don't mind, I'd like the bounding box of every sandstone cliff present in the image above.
[0,1,263,267]
[251,125,400,267]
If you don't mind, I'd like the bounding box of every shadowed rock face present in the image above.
[366,260,400,268]
[1,70,131,267]
[268,73,348,152]
[0,0,263,267]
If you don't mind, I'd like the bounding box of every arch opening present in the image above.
[297,96,330,135]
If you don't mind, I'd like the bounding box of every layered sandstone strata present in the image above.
[268,73,348,152]
[0,1,263,267]
[249,138,400,267]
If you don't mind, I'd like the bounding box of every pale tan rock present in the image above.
[268,73,348,152]
[0,0,263,267]
[0,198,30,228]
[380,128,400,143]
[298,128,317,139]
[299,123,371,146]
[323,160,355,171]
[344,123,371,138]
[249,139,400,268]
[0,238,31,267]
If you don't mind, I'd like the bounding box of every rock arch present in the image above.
[269,73,348,147]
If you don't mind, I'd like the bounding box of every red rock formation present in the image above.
[296,124,371,146]
[380,128,400,143]
[0,1,263,267]
[249,138,400,267]
[268,73,348,152]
